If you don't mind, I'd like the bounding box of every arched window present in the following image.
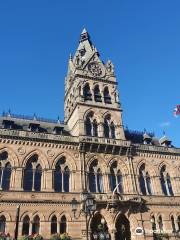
[139,164,152,195]
[23,155,42,192]
[64,166,70,192]
[104,118,110,138]
[110,122,116,139]
[0,152,12,191]
[158,216,163,233]
[34,164,42,192]
[151,215,156,233]
[139,164,146,195]
[160,166,173,196]
[97,169,103,193]
[85,113,98,137]
[83,83,92,101]
[94,85,102,102]
[93,120,98,137]
[23,162,33,191]
[167,173,173,196]
[109,163,123,194]
[85,117,92,136]
[146,172,152,195]
[104,115,116,139]
[89,164,96,193]
[32,215,40,234]
[60,216,67,234]
[171,216,176,233]
[104,87,111,104]
[54,165,62,192]
[89,161,103,193]
[51,215,57,234]
[2,162,11,190]
[53,157,70,193]
[22,215,30,235]
[0,215,6,232]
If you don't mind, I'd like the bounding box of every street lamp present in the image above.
[71,192,96,240]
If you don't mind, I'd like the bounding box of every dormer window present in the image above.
[2,120,14,129]
[54,126,63,135]
[29,123,40,132]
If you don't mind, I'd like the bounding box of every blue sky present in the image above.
[0,0,180,146]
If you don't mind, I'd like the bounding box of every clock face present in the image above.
[88,61,103,77]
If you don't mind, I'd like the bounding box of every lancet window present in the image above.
[88,160,103,193]
[160,165,173,196]
[0,152,12,191]
[54,157,70,193]
[139,164,152,195]
[23,154,42,192]
[109,162,123,193]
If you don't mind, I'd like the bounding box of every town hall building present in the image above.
[0,29,180,240]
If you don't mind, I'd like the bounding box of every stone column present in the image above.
[98,123,104,138]
[44,169,53,191]
[13,167,23,190]
[109,229,116,240]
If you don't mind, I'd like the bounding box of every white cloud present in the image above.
[160,122,171,127]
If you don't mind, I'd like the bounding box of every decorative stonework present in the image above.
[47,150,55,158]
[18,147,26,155]
[87,61,104,77]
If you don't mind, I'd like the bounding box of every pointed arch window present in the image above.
[2,162,11,190]
[151,215,157,234]
[146,173,152,195]
[109,163,123,194]
[53,157,70,193]
[83,83,92,101]
[22,215,30,235]
[94,85,102,102]
[0,215,6,232]
[85,113,98,137]
[104,118,109,138]
[64,166,70,192]
[104,87,111,104]
[171,216,176,233]
[32,215,40,234]
[0,152,12,191]
[160,166,173,196]
[158,216,163,233]
[110,122,116,139]
[89,161,103,193]
[23,155,42,192]
[34,164,42,192]
[60,216,67,234]
[85,117,92,136]
[139,164,152,195]
[23,162,33,191]
[93,120,98,137]
[51,215,57,234]
[104,115,116,139]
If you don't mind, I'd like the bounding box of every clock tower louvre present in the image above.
[64,29,125,140]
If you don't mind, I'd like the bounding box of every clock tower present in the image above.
[64,29,125,140]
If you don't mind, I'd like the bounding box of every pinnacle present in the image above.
[81,28,88,34]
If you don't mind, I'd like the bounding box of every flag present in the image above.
[173,104,180,117]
